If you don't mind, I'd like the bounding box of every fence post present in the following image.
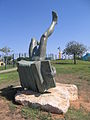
[12,54,15,67]
[4,56,7,69]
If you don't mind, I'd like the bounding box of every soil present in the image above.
[0,97,24,120]
[0,74,90,120]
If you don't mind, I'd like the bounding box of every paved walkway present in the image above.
[0,67,17,74]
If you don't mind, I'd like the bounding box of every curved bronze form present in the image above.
[29,11,58,61]
[29,38,38,59]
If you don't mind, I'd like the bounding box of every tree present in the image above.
[0,46,13,69]
[63,41,87,64]
[0,46,11,55]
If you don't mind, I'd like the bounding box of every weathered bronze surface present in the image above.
[17,60,56,93]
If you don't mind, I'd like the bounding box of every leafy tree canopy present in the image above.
[63,41,87,64]
[0,46,11,55]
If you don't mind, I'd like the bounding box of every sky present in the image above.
[0,0,90,55]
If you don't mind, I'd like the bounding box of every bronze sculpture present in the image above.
[17,11,58,93]
[29,11,58,61]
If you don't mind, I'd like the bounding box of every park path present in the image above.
[0,67,17,74]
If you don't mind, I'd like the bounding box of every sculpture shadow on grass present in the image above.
[0,85,23,104]
[0,85,51,103]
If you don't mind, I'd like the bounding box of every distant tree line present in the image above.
[0,41,88,69]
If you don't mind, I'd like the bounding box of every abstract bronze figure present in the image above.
[29,11,58,61]
[17,11,58,93]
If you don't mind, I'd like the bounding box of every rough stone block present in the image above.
[15,83,78,114]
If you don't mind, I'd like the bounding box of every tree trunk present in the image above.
[4,56,7,69]
[73,53,76,64]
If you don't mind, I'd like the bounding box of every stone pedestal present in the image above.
[15,83,78,114]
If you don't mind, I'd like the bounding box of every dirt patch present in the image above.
[0,97,24,120]
[56,74,90,112]
[0,97,10,120]
[70,93,90,112]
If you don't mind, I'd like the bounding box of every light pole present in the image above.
[58,47,61,59]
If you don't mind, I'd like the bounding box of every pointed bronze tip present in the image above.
[52,11,58,23]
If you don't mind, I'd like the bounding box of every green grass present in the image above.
[0,71,19,89]
[0,64,16,71]
[0,71,19,82]
[52,59,90,64]
[65,107,90,120]
[52,60,90,82]
[21,106,52,120]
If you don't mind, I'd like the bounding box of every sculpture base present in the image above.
[15,83,78,114]
[17,60,56,93]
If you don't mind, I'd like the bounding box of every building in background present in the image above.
[82,53,90,61]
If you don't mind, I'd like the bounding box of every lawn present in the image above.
[52,60,90,84]
[0,71,19,89]
[0,64,16,71]
[0,60,90,120]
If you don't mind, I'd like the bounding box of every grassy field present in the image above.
[0,64,16,71]
[52,60,90,84]
[0,71,19,89]
[0,60,90,120]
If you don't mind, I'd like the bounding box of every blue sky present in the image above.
[0,0,90,55]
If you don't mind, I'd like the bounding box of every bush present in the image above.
[17,57,30,61]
